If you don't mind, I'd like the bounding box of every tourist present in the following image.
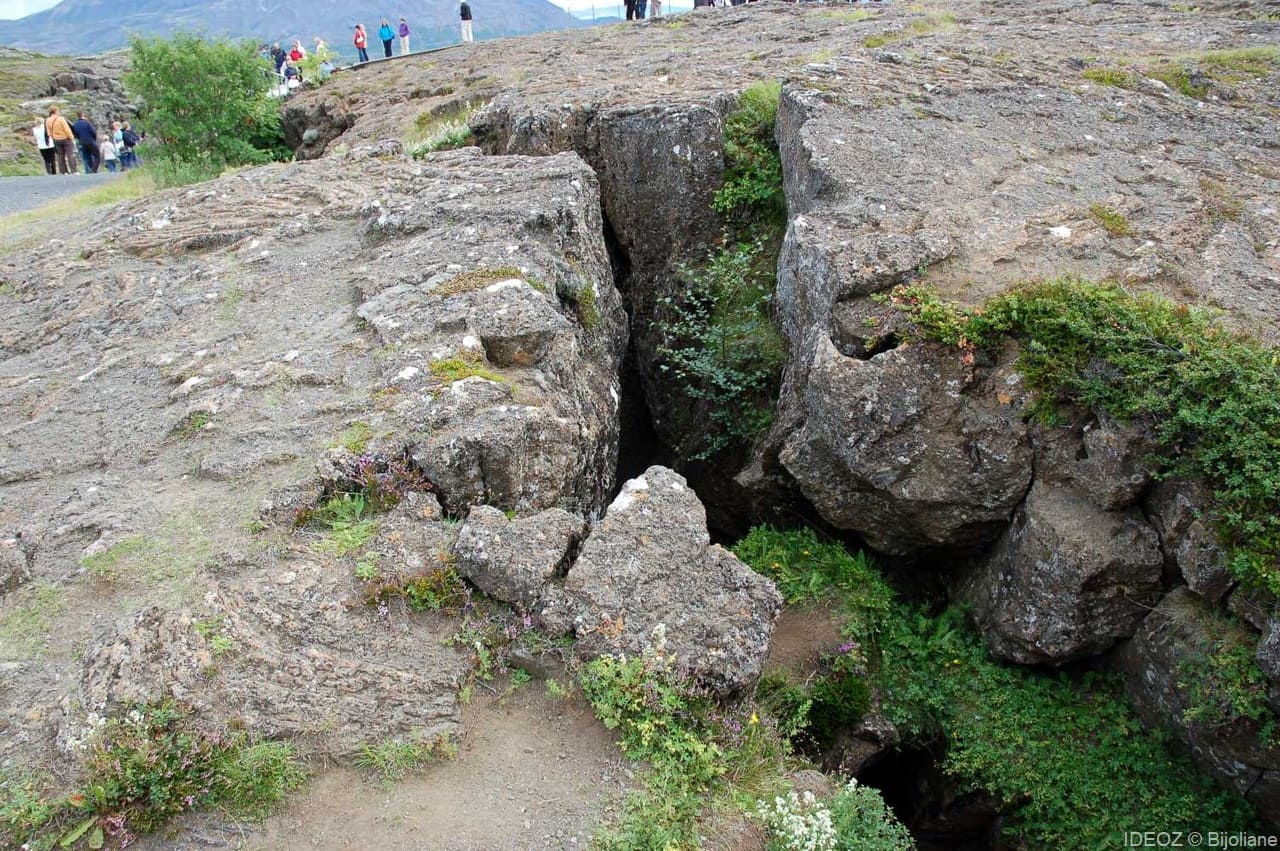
[32,116,56,175]
[398,17,411,54]
[354,24,369,63]
[635,0,648,17]
[71,111,100,173]
[651,0,663,17]
[270,42,287,75]
[120,122,141,170]
[44,106,76,175]
[625,0,636,19]
[100,134,118,172]
[289,40,305,62]
[460,1,474,43]
[379,19,395,58]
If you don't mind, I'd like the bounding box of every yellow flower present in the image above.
[749,712,759,726]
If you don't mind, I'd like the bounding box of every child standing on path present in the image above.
[378,19,394,58]
[460,1,474,43]
[398,18,411,54]
[100,135,118,172]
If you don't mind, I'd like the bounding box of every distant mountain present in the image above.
[0,0,583,56]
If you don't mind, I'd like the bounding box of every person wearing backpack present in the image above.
[459,1,474,42]
[45,106,76,175]
[354,24,369,63]
[398,17,411,54]
[378,19,394,58]
[120,122,141,170]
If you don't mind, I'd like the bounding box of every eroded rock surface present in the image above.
[0,146,625,774]
[1117,588,1280,815]
[780,337,1031,555]
[540,467,782,696]
[961,480,1163,665]
[454,505,585,610]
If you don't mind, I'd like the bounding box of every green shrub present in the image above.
[655,239,787,460]
[1088,202,1135,237]
[878,608,1256,846]
[1082,66,1139,89]
[887,279,1280,595]
[714,80,785,226]
[757,779,913,851]
[734,524,1260,847]
[1,704,305,849]
[125,33,288,181]
[580,625,789,848]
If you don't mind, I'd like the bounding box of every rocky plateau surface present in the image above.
[4,0,1280,842]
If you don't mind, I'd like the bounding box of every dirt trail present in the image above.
[247,681,628,851]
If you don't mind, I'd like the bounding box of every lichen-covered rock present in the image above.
[1147,480,1234,605]
[961,480,1163,665]
[779,338,1032,555]
[539,467,781,696]
[1032,418,1152,511]
[1115,588,1280,821]
[0,536,31,593]
[454,505,585,610]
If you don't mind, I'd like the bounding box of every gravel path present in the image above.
[0,172,123,219]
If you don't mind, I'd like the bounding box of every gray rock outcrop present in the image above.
[454,505,585,610]
[540,467,782,696]
[1116,588,1280,818]
[779,338,1032,555]
[1147,480,1235,605]
[961,480,1163,665]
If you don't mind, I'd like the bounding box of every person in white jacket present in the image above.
[32,118,56,175]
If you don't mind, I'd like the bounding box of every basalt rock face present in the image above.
[959,480,1163,665]
[540,467,782,697]
[1116,588,1280,816]
[0,146,625,771]
[779,336,1032,555]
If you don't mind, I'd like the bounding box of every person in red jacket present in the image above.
[353,23,369,63]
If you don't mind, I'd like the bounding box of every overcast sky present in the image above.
[0,0,685,22]
[0,0,59,20]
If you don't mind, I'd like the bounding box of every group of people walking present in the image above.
[32,106,139,176]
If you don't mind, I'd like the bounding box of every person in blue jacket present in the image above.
[71,111,100,173]
[378,19,395,58]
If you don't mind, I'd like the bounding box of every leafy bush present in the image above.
[714,80,785,226]
[757,779,913,851]
[887,279,1280,594]
[878,608,1256,846]
[579,624,788,848]
[125,32,288,184]
[2,704,305,849]
[655,238,787,459]
[734,525,1259,847]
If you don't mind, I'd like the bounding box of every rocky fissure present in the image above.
[6,0,1280,845]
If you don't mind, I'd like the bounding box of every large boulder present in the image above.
[779,338,1032,555]
[960,480,1163,665]
[539,467,782,696]
[454,505,586,610]
[1115,588,1280,822]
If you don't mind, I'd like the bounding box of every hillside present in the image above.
[4,1,1280,849]
[0,0,582,56]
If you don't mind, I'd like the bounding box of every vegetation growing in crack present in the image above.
[0,703,305,850]
[656,237,787,460]
[429,351,508,385]
[354,735,458,782]
[656,79,787,461]
[887,278,1280,598]
[408,99,484,158]
[732,526,1258,847]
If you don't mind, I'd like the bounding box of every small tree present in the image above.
[125,32,287,182]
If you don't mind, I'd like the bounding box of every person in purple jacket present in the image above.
[398,17,411,54]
